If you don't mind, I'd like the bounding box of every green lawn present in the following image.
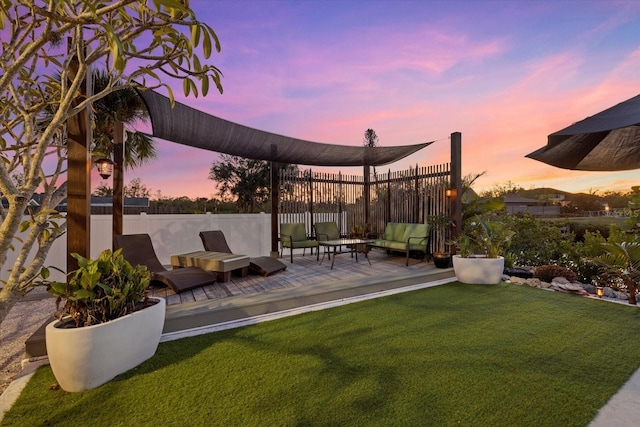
[4,283,640,427]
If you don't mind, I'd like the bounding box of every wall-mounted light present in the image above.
[445,188,453,198]
[95,158,114,179]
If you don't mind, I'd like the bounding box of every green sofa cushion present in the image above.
[402,223,429,245]
[314,222,340,241]
[372,240,407,251]
[384,222,406,242]
[280,223,308,246]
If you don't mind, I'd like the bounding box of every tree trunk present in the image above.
[0,286,27,327]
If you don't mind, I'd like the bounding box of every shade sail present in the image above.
[138,89,432,167]
[526,94,640,171]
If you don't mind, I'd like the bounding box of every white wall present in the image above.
[2,213,272,283]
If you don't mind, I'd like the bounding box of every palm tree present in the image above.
[592,241,640,304]
[91,70,157,169]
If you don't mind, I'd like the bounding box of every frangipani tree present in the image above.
[0,0,223,325]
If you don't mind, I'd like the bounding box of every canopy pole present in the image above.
[270,156,280,257]
[450,132,462,239]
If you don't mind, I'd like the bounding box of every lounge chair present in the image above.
[114,234,216,293]
[279,223,318,263]
[199,230,287,276]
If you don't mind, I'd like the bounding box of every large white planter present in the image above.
[46,297,165,392]
[452,255,504,285]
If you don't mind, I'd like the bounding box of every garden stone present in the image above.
[510,276,527,285]
[582,283,596,294]
[525,278,541,288]
[614,290,629,300]
[552,277,570,285]
[604,287,617,298]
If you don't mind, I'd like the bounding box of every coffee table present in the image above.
[170,250,250,283]
[317,239,372,270]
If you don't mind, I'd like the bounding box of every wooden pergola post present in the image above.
[112,121,124,247]
[450,132,462,239]
[66,48,92,273]
[270,156,280,257]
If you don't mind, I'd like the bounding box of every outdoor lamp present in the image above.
[95,158,114,179]
[596,287,605,298]
[445,188,453,198]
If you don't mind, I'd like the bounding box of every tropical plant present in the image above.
[46,249,151,328]
[91,69,157,169]
[0,0,222,326]
[591,241,640,305]
[454,215,514,258]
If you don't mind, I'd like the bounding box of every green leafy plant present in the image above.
[454,215,514,258]
[590,241,640,305]
[428,214,453,254]
[46,249,152,327]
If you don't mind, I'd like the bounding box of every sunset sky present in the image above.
[117,0,640,199]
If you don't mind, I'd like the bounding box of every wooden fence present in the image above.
[279,163,451,254]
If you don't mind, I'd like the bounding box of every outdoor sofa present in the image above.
[369,222,430,266]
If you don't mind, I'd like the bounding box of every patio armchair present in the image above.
[114,234,216,293]
[313,221,343,260]
[279,223,318,263]
[199,230,287,276]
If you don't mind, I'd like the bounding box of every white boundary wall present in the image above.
[2,213,272,282]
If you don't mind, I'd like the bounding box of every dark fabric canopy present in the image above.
[526,94,640,171]
[138,89,432,167]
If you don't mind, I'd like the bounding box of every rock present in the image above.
[539,281,552,289]
[582,283,597,294]
[510,276,527,285]
[525,278,541,288]
[552,277,570,285]
[614,290,629,300]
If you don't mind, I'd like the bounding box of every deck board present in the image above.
[149,249,440,307]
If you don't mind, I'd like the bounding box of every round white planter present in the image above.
[46,297,165,392]
[452,255,504,285]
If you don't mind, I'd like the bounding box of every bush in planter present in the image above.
[46,249,152,327]
[454,215,514,258]
[451,215,514,285]
[41,249,163,392]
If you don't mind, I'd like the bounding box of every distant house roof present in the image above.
[503,194,542,205]
[58,197,150,208]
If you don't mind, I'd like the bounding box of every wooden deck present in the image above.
[158,249,455,334]
[150,249,443,306]
[24,250,455,358]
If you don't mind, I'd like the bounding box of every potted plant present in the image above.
[451,215,514,284]
[43,249,165,392]
[429,214,454,268]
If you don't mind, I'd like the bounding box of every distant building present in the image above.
[503,194,560,216]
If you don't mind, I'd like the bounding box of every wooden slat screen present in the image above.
[279,163,451,253]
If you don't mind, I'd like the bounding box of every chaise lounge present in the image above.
[199,230,287,276]
[114,234,217,293]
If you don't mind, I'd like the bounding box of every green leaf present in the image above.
[202,77,210,97]
[191,24,201,46]
[70,289,95,301]
[202,30,212,58]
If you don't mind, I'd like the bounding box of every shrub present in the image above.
[534,264,578,283]
[503,214,570,267]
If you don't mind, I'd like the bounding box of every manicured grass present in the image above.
[4,283,640,426]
